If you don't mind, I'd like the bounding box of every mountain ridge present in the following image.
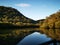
[0,6,37,26]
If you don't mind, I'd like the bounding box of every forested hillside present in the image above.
[40,11,60,28]
[0,6,36,26]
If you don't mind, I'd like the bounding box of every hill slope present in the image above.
[0,6,36,26]
[40,11,60,28]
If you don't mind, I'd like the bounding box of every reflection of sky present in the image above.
[17,32,52,45]
[0,0,60,20]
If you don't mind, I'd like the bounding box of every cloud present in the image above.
[15,3,31,7]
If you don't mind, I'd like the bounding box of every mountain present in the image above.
[37,19,45,23]
[0,6,36,26]
[40,11,60,28]
[0,6,38,45]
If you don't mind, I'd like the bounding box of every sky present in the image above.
[0,0,60,20]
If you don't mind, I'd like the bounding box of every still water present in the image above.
[0,29,60,45]
[17,32,52,45]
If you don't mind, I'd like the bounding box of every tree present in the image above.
[55,21,60,28]
[16,22,22,25]
[41,23,49,28]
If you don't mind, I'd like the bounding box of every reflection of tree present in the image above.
[55,29,60,40]
[48,29,56,39]
[0,28,39,45]
[40,29,60,40]
[39,29,60,45]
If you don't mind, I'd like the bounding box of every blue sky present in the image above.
[0,0,60,20]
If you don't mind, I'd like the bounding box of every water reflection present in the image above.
[17,32,52,45]
[0,28,60,45]
[0,28,40,45]
[40,29,60,40]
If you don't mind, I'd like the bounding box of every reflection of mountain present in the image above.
[0,28,39,45]
[0,6,36,26]
[1,28,60,45]
[40,29,60,40]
